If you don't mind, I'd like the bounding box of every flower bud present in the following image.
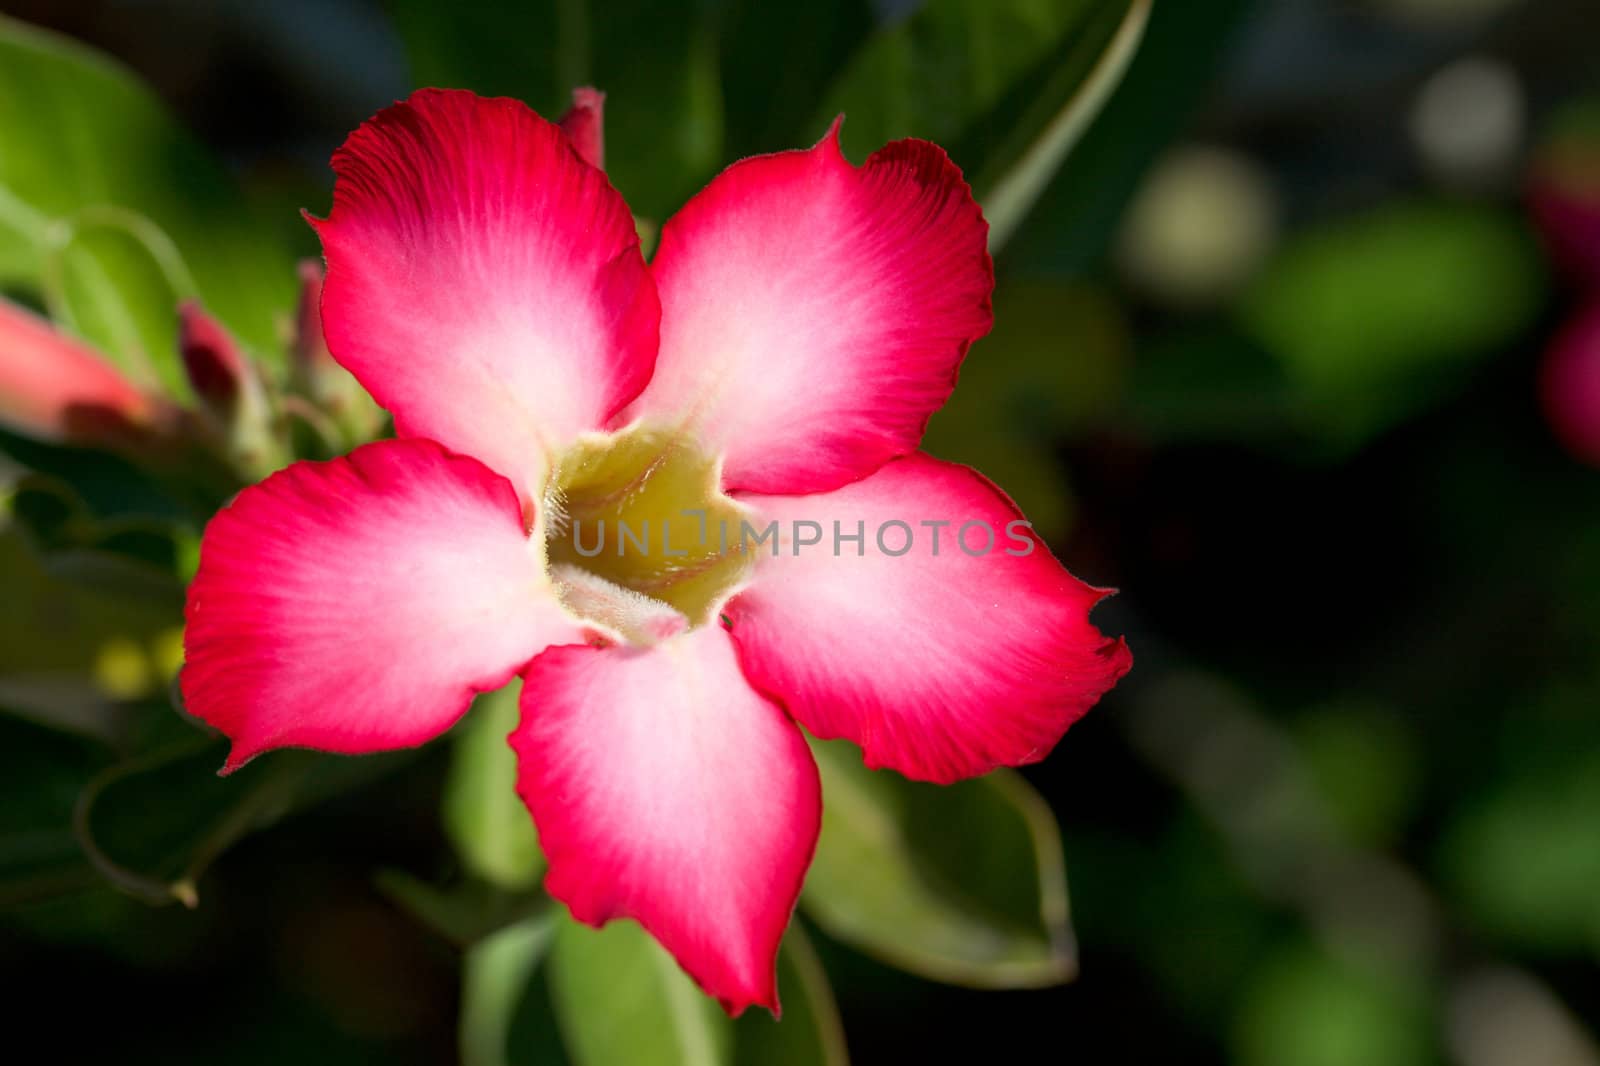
[292,259,384,445]
[178,300,279,473]
[1540,302,1600,466]
[559,87,605,172]
[0,297,174,449]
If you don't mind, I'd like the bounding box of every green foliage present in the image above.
[1234,944,1434,1066]
[390,0,1138,245]
[461,912,560,1066]
[388,0,725,222]
[550,918,735,1065]
[0,16,295,364]
[443,681,545,891]
[547,918,848,1066]
[1243,202,1546,445]
[819,0,1142,247]
[1440,753,1600,952]
[802,738,1076,988]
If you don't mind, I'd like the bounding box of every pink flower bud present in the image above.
[1541,302,1600,466]
[0,297,170,448]
[558,87,605,172]
[293,258,332,375]
[178,299,250,417]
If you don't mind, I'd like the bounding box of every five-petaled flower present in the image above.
[182,87,1131,1015]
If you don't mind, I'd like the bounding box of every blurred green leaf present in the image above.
[802,738,1074,988]
[0,675,129,745]
[1003,0,1254,273]
[549,917,733,1066]
[1439,754,1600,952]
[1233,943,1433,1066]
[1295,703,1418,849]
[1243,202,1546,444]
[76,741,410,908]
[0,714,101,906]
[0,521,178,683]
[0,16,294,358]
[388,0,722,221]
[74,739,308,906]
[42,207,194,400]
[734,926,849,1066]
[980,0,1150,251]
[443,680,545,891]
[461,911,559,1066]
[9,474,186,603]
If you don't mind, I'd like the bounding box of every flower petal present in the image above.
[726,453,1131,784]
[513,626,820,1015]
[183,438,585,772]
[624,123,993,494]
[311,88,659,498]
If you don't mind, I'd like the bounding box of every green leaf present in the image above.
[75,741,409,908]
[73,739,311,907]
[549,917,733,1066]
[818,0,1138,228]
[734,926,849,1066]
[980,0,1150,250]
[9,474,187,603]
[1003,0,1255,274]
[1439,754,1600,951]
[0,713,101,907]
[375,869,548,948]
[387,0,724,222]
[41,207,194,399]
[0,16,295,359]
[1242,202,1546,444]
[801,738,1075,988]
[443,679,545,890]
[1233,943,1433,1066]
[460,911,560,1066]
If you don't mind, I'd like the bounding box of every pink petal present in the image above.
[183,438,586,772]
[726,453,1131,785]
[558,86,606,171]
[310,89,659,499]
[513,627,820,1016]
[0,297,170,447]
[623,123,993,495]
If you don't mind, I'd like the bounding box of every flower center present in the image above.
[543,423,752,635]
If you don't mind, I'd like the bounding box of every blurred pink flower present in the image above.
[0,297,174,449]
[1541,301,1600,466]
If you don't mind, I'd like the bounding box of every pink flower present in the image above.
[181,88,1130,1014]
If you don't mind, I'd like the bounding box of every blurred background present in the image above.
[2,0,1599,1063]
